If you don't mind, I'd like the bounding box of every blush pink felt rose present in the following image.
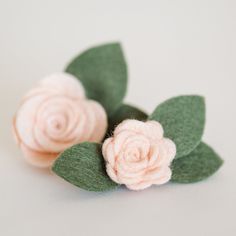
[102,119,176,190]
[13,73,107,168]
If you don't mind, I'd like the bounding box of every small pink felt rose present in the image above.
[13,73,107,168]
[102,119,176,190]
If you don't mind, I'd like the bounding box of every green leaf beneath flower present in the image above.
[149,95,205,158]
[171,142,223,183]
[65,42,128,115]
[107,104,148,136]
[52,142,119,192]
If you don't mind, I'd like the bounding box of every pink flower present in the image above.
[13,73,107,168]
[102,120,176,190]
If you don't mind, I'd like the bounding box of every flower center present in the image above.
[126,148,140,162]
[47,115,67,134]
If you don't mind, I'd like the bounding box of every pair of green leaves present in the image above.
[52,43,223,192]
[149,95,222,183]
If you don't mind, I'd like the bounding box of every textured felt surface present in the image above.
[149,95,205,158]
[106,104,148,136]
[171,142,223,183]
[103,119,176,190]
[52,142,119,192]
[65,43,128,115]
[13,73,109,168]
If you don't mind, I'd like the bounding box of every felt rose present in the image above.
[102,119,176,190]
[13,73,107,168]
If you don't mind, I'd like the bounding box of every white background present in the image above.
[0,0,236,235]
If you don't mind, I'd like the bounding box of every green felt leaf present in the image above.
[107,104,148,136]
[149,95,205,158]
[171,142,223,183]
[52,142,119,192]
[65,42,128,115]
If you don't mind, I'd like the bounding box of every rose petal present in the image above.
[126,181,153,191]
[37,97,78,141]
[148,141,168,168]
[112,130,137,155]
[106,164,119,183]
[75,100,97,142]
[117,149,148,172]
[38,72,85,99]
[144,166,170,182]
[113,131,150,157]
[21,143,58,168]
[147,145,159,166]
[116,157,147,179]
[88,100,107,142]
[162,138,176,163]
[33,96,82,152]
[153,168,172,185]
[15,93,49,151]
[122,137,150,160]
[114,119,164,141]
[117,172,143,185]
[102,138,116,167]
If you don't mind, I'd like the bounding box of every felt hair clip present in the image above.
[13,42,223,191]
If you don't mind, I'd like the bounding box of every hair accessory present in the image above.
[13,42,223,191]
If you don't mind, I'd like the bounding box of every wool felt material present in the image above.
[102,119,176,190]
[171,142,223,183]
[52,142,118,192]
[107,104,148,136]
[13,73,108,168]
[66,43,128,116]
[149,95,205,159]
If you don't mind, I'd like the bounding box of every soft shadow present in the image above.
[51,175,129,201]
